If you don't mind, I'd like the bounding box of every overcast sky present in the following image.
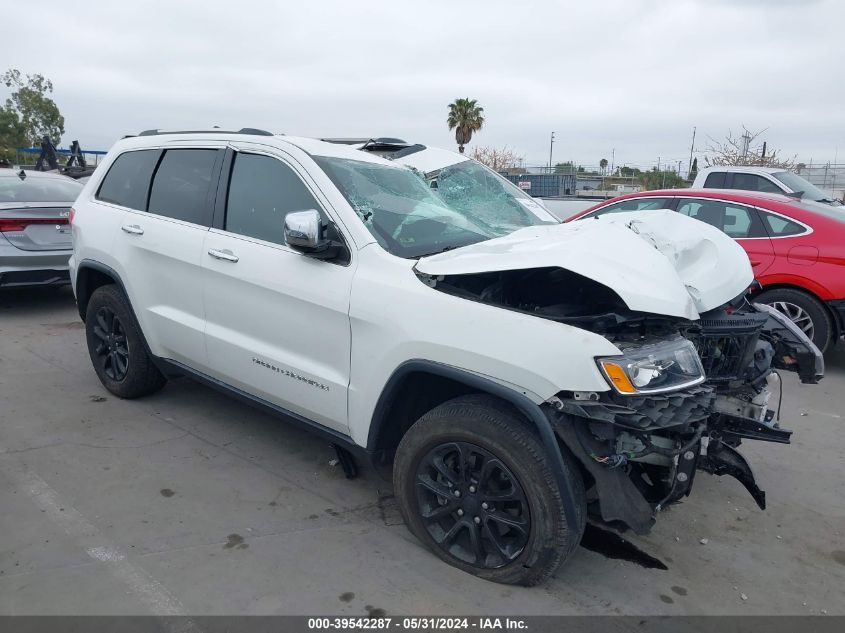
[2,0,842,169]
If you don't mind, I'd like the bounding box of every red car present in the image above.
[568,189,845,352]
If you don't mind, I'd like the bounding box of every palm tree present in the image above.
[599,158,608,174]
[447,98,484,154]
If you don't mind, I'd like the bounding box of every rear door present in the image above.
[676,197,775,276]
[114,146,223,370]
[201,145,354,432]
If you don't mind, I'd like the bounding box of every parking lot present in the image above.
[1,286,843,616]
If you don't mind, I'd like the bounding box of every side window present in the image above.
[730,173,782,194]
[677,199,766,238]
[147,149,219,225]
[583,197,671,219]
[96,149,160,210]
[761,212,806,237]
[703,172,726,188]
[225,153,321,245]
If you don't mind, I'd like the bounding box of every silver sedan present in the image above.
[0,169,83,288]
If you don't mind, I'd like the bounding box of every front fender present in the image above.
[347,246,620,447]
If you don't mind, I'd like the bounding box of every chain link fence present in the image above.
[796,163,844,199]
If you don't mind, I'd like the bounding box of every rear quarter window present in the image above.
[96,149,160,210]
[761,212,807,237]
[703,172,726,188]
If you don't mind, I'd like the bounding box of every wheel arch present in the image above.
[75,260,129,322]
[366,360,581,530]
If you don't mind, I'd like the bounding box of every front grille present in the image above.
[610,385,715,429]
[691,311,769,382]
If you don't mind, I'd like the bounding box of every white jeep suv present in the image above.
[69,129,822,585]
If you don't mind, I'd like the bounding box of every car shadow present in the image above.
[0,285,76,317]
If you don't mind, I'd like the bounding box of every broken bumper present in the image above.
[547,389,785,535]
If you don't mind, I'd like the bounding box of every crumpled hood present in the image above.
[415,209,754,320]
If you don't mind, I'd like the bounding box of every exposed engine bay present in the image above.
[421,265,824,534]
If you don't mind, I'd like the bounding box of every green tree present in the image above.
[614,165,642,178]
[447,98,484,154]
[688,157,699,181]
[1,69,65,147]
[640,167,687,190]
[554,161,583,174]
[0,106,26,159]
[599,158,608,174]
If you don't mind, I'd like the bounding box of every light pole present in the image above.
[687,126,696,179]
[548,132,555,174]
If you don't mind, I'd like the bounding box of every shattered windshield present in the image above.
[425,159,557,230]
[315,156,555,258]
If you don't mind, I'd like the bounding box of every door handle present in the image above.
[121,224,144,235]
[208,248,239,263]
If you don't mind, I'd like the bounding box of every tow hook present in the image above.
[655,445,699,512]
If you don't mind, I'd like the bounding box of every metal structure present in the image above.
[501,172,577,198]
[16,136,104,179]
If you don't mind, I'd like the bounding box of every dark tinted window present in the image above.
[583,197,671,219]
[148,149,218,224]
[0,174,82,203]
[703,172,726,188]
[225,153,320,245]
[677,198,767,238]
[730,173,782,194]
[96,149,160,210]
[761,212,806,237]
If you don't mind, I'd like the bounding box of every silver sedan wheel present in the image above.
[768,301,815,340]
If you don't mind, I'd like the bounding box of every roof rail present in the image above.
[137,127,274,137]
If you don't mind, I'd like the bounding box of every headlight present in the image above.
[597,336,705,395]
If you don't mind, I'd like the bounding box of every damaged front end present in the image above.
[418,263,823,536]
[544,291,824,534]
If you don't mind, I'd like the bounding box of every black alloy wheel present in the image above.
[92,306,130,381]
[415,441,530,569]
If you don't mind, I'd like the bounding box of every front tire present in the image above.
[393,394,586,586]
[85,285,166,398]
[755,287,832,353]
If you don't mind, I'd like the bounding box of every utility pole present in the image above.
[687,126,696,179]
[611,148,615,174]
[740,131,752,159]
[548,132,555,174]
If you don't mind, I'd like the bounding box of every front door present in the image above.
[201,147,354,432]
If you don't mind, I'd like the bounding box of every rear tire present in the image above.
[85,284,166,398]
[393,394,586,586]
[755,287,832,353]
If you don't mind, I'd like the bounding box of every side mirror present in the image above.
[284,209,323,252]
[284,209,348,263]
